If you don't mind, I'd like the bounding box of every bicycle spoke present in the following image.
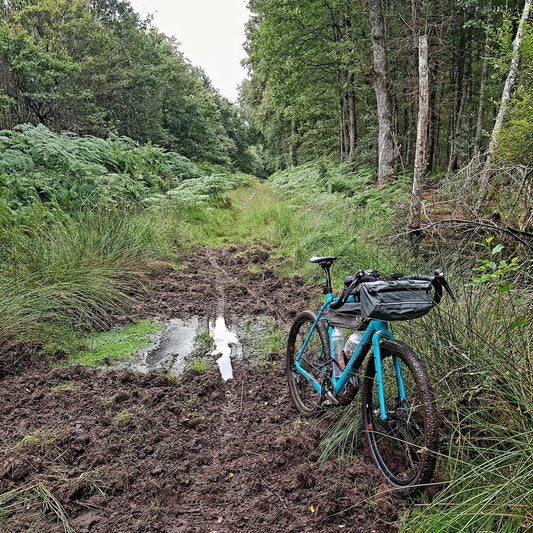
[287,311,329,416]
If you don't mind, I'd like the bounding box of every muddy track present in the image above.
[141,244,311,326]
[0,245,404,532]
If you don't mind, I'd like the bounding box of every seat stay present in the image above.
[294,297,332,396]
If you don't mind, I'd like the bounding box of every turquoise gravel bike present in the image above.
[286,256,454,491]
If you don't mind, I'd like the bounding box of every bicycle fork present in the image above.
[371,328,405,421]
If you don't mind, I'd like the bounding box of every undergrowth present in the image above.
[0,125,253,364]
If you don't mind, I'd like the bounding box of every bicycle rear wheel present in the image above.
[361,339,438,491]
[286,311,329,416]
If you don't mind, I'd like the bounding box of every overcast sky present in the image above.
[128,0,250,102]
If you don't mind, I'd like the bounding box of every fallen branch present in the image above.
[391,218,533,249]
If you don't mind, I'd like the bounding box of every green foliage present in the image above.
[496,24,533,167]
[471,237,520,292]
[0,21,85,126]
[0,124,255,363]
[68,320,161,366]
[393,250,532,531]
[0,124,205,220]
[242,316,284,365]
[0,0,253,170]
[189,360,208,374]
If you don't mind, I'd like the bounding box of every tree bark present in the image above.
[347,75,357,162]
[339,97,345,160]
[368,0,395,184]
[289,119,299,167]
[477,0,531,210]
[426,50,439,173]
[410,35,429,233]
[447,29,467,173]
[474,32,490,156]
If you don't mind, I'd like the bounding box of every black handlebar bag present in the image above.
[359,279,434,321]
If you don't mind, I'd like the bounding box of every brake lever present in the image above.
[442,278,456,302]
[434,269,456,302]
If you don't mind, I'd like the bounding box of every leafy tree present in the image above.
[0,0,252,169]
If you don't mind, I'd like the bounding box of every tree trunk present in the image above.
[289,119,298,167]
[474,32,490,156]
[427,50,440,172]
[410,35,429,233]
[447,29,466,172]
[368,0,395,184]
[477,0,531,210]
[342,92,350,159]
[347,75,357,162]
[339,96,345,161]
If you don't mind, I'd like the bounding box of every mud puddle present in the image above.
[117,315,280,381]
[210,316,240,381]
[117,316,207,375]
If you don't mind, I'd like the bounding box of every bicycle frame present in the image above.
[294,293,404,421]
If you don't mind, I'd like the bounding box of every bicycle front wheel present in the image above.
[286,311,330,416]
[361,339,438,491]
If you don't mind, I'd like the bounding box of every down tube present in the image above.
[371,327,395,421]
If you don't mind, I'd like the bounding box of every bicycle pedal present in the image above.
[322,390,340,406]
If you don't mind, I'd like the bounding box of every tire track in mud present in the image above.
[204,251,289,327]
[142,244,311,322]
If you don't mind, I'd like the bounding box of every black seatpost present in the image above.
[322,263,333,294]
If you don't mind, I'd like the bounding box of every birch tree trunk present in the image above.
[368,0,396,185]
[410,35,429,233]
[476,0,531,210]
[474,32,490,156]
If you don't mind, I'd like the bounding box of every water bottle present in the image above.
[331,327,345,378]
[337,331,363,405]
[344,331,363,358]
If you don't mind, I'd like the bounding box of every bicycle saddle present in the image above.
[310,256,337,265]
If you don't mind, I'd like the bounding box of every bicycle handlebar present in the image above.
[329,268,455,310]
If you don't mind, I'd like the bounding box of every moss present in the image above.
[68,319,162,366]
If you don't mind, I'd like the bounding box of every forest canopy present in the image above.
[0,0,256,173]
[243,0,532,179]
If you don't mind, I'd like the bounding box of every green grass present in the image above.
[48,381,76,395]
[68,319,161,366]
[189,360,208,373]
[0,482,75,532]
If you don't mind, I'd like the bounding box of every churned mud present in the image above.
[0,245,404,532]
[140,244,312,325]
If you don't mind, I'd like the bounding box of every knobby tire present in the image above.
[361,339,438,492]
[286,311,330,416]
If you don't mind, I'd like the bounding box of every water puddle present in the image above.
[209,316,239,381]
[118,317,206,375]
[117,315,281,381]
